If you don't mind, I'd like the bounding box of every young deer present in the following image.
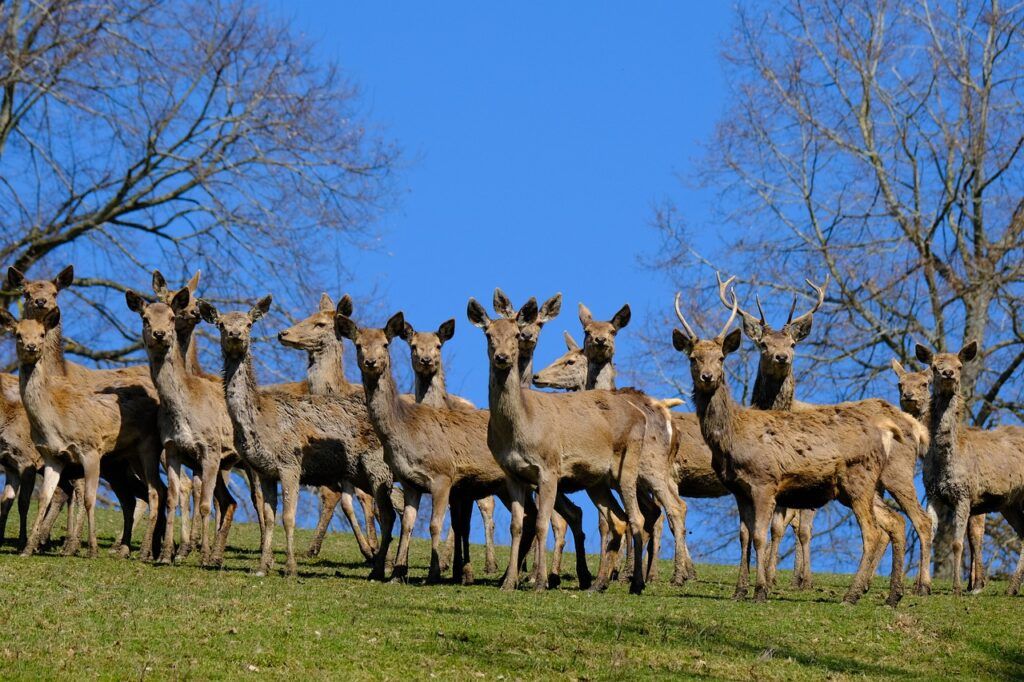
[277,292,379,561]
[125,287,241,566]
[892,359,986,591]
[338,311,524,584]
[914,342,1024,596]
[200,296,396,578]
[398,316,498,576]
[468,297,684,594]
[672,291,915,605]
[0,307,166,560]
[716,274,826,590]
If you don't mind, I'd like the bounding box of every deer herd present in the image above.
[1,264,1023,607]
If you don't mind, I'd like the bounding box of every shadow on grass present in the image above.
[969,637,1024,678]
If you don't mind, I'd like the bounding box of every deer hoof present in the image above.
[886,590,903,607]
[547,573,561,589]
[753,587,769,603]
[461,566,475,586]
[629,581,645,596]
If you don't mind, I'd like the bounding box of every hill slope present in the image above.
[0,509,1020,680]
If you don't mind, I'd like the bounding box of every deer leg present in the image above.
[734,499,754,600]
[15,467,35,551]
[368,480,396,581]
[392,486,421,583]
[766,507,788,590]
[794,509,815,590]
[307,485,339,559]
[997,508,1024,596]
[949,501,971,596]
[440,511,454,574]
[354,488,377,553]
[887,485,933,596]
[256,477,278,577]
[157,452,181,564]
[553,491,591,589]
[62,477,86,557]
[843,492,884,604]
[243,466,266,537]
[873,498,905,606]
[458,497,475,585]
[587,486,624,591]
[749,492,776,603]
[194,453,221,567]
[426,481,452,584]
[500,480,528,591]
[647,478,689,586]
[278,470,300,577]
[597,502,612,580]
[0,466,15,545]
[638,494,661,583]
[80,455,101,559]
[529,474,558,591]
[210,469,236,566]
[617,479,647,596]
[548,509,567,587]
[477,495,497,575]
[23,459,63,557]
[967,513,987,593]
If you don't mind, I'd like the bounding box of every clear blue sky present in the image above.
[279,1,730,406]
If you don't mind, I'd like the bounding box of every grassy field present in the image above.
[1,509,1021,680]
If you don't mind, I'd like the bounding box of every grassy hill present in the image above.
[0,509,1020,680]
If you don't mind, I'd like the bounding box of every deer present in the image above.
[671,290,921,605]
[337,311,531,584]
[0,375,41,549]
[468,296,685,594]
[892,358,987,592]
[276,292,379,561]
[491,289,600,588]
[0,305,166,560]
[913,342,1024,596]
[199,296,396,578]
[6,265,169,558]
[125,286,247,566]
[397,315,498,575]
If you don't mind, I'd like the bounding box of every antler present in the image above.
[673,291,697,340]
[788,275,830,326]
[718,290,739,339]
[717,271,761,327]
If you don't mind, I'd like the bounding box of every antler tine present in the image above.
[754,294,766,324]
[715,271,737,309]
[786,295,798,324]
[718,290,739,339]
[674,291,698,340]
[790,274,830,324]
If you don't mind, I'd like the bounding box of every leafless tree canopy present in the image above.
[0,0,396,365]
[648,0,1024,574]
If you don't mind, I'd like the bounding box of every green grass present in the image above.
[1,509,1021,680]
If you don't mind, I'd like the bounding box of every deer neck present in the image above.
[751,366,795,411]
[693,381,738,456]
[414,364,449,408]
[177,324,203,375]
[148,341,191,422]
[929,390,963,465]
[488,361,526,436]
[306,339,346,395]
[222,351,264,456]
[18,341,70,439]
[38,322,68,376]
[585,359,616,390]
[518,351,534,389]
[361,364,409,444]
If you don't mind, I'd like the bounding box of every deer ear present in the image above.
[336,294,353,318]
[611,304,631,331]
[385,312,405,340]
[959,341,978,363]
[42,307,61,330]
[170,287,191,313]
[249,296,272,321]
[125,290,146,314]
[563,330,580,351]
[399,322,413,341]
[187,270,201,293]
[740,315,764,343]
[437,318,455,343]
[198,300,219,324]
[53,266,73,291]
[914,343,933,366]
[890,358,906,377]
[785,315,813,343]
[493,288,515,319]
[672,329,693,355]
[467,298,490,329]
[335,315,358,341]
[6,267,25,290]
[538,293,562,324]
[151,270,168,298]
[318,293,335,313]
[0,309,16,334]
[518,297,539,325]
[722,328,742,355]
[578,303,593,326]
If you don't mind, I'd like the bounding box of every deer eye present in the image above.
[566,359,575,365]
[315,321,326,329]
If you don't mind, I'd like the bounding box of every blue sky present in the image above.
[279,2,730,406]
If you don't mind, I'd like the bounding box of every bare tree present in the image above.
[649,0,1024,576]
[0,0,396,365]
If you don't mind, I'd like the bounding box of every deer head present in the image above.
[532,331,586,390]
[126,287,192,357]
[493,288,561,357]
[199,296,272,359]
[397,316,455,376]
[278,293,352,352]
[671,290,741,393]
[152,270,202,335]
[716,272,827,379]
[915,341,978,398]
[890,358,932,418]
[578,302,630,364]
[6,265,74,319]
[468,296,539,372]
[335,310,403,379]
[0,307,61,365]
